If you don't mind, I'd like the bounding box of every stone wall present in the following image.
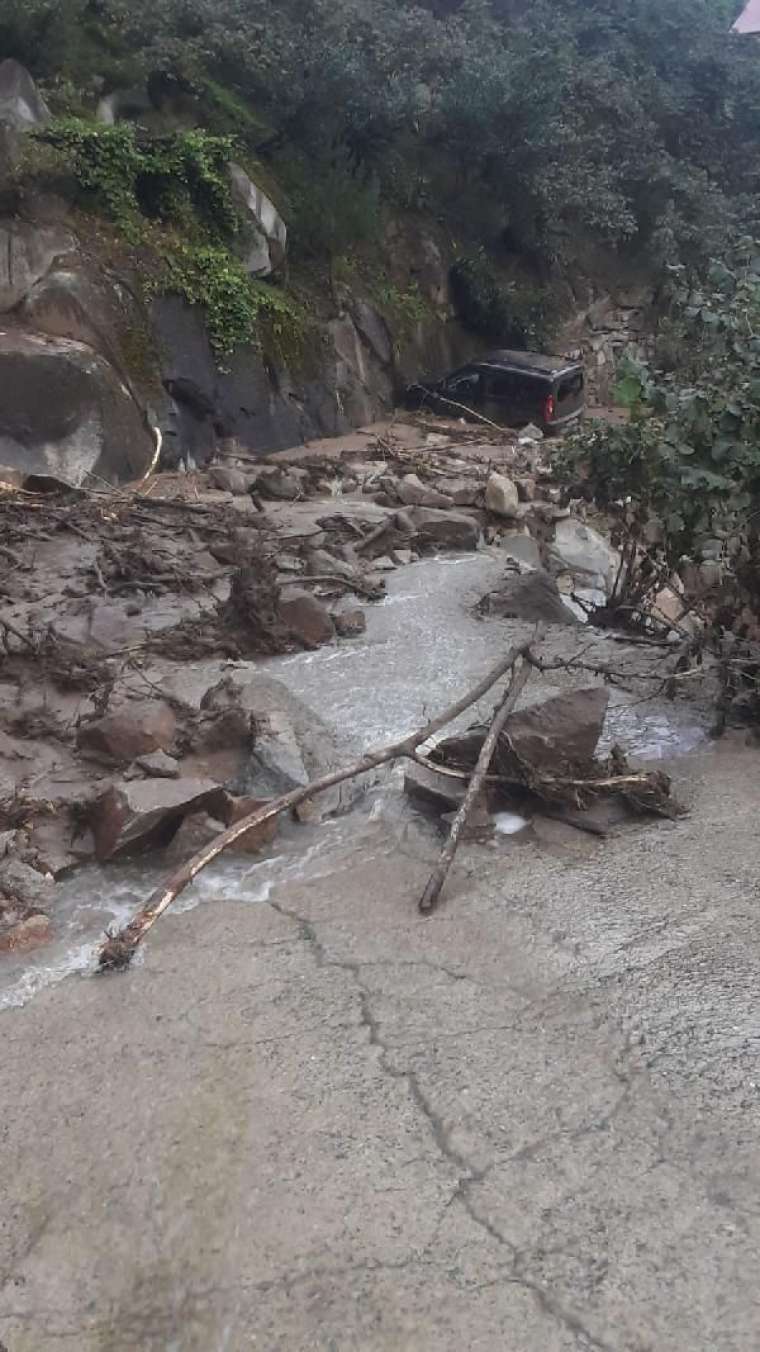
[557,287,655,406]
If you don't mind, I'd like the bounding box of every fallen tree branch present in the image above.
[418,648,537,915]
[98,633,543,972]
[412,390,514,436]
[280,574,384,600]
[0,613,37,651]
[355,519,395,555]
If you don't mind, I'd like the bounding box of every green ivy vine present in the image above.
[35,117,305,366]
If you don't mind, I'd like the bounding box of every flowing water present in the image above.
[0,552,709,1010]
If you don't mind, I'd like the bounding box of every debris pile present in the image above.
[0,415,693,959]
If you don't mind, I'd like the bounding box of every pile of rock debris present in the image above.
[0,416,659,955]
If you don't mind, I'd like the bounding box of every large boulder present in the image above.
[485,472,520,518]
[0,223,74,313]
[478,571,580,626]
[433,687,610,780]
[92,778,227,860]
[0,331,154,486]
[77,702,177,763]
[328,312,394,427]
[20,267,127,369]
[408,506,480,551]
[350,299,393,367]
[229,162,287,276]
[278,588,335,648]
[505,687,610,771]
[547,518,620,593]
[0,60,50,132]
[215,673,362,821]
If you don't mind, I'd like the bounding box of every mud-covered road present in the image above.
[1,420,758,1350]
[2,733,759,1351]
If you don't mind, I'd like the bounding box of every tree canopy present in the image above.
[2,0,756,268]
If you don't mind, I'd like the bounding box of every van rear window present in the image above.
[558,372,584,403]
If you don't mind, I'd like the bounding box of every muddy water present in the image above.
[0,552,709,1010]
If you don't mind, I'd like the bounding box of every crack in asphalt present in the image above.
[266,896,624,1352]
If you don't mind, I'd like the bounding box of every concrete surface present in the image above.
[1,740,759,1350]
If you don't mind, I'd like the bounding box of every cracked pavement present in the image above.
[1,739,759,1350]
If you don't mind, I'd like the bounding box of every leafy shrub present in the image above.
[35,119,239,238]
[450,253,553,348]
[158,243,308,363]
[278,151,382,261]
[558,243,760,565]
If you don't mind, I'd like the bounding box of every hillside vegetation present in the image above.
[1,0,754,285]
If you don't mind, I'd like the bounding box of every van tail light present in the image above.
[544,393,556,423]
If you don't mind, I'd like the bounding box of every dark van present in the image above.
[405,350,585,432]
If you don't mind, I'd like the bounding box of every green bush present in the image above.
[450,253,552,348]
[558,242,760,564]
[158,243,308,364]
[278,152,382,262]
[35,119,239,238]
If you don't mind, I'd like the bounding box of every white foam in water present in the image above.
[0,872,141,1011]
[493,811,530,836]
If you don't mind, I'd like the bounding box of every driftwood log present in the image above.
[98,631,544,972]
[418,650,535,914]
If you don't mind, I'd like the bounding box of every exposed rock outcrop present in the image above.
[0,59,50,132]
[0,330,154,486]
[0,222,74,313]
[229,162,288,276]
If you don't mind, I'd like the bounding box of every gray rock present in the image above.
[506,687,609,771]
[164,811,226,866]
[0,829,16,857]
[279,588,335,648]
[0,330,155,486]
[96,86,151,125]
[255,468,301,501]
[305,548,355,580]
[229,163,287,275]
[444,478,481,507]
[333,605,366,637]
[393,509,417,537]
[409,506,480,551]
[221,673,363,821]
[0,857,55,906]
[209,464,249,495]
[327,312,394,428]
[0,222,74,313]
[485,473,520,518]
[518,422,544,443]
[499,532,542,571]
[351,300,393,367]
[421,488,454,509]
[526,501,571,523]
[92,778,227,860]
[77,702,177,763]
[547,517,620,593]
[135,750,181,779]
[0,60,50,131]
[435,687,610,781]
[479,571,580,626]
[372,556,396,571]
[396,473,428,506]
[404,763,464,815]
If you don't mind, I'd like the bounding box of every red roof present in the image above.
[734,0,760,33]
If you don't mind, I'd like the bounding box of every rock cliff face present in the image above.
[0,62,653,485]
[0,66,487,484]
